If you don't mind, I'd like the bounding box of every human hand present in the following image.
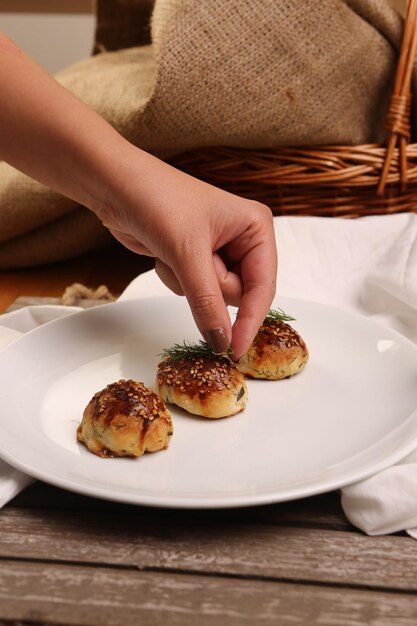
[0,33,275,351]
[95,147,277,359]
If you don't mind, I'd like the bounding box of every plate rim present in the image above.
[1,294,417,509]
[1,419,417,509]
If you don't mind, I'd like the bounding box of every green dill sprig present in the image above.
[265,308,296,322]
[159,340,232,362]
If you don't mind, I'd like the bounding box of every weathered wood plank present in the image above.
[10,482,351,531]
[0,508,414,591]
[1,560,417,626]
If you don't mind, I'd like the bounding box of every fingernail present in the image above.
[206,328,230,354]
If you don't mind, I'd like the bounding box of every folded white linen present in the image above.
[0,458,33,508]
[0,306,81,507]
[270,213,417,537]
[0,213,416,538]
[0,326,22,350]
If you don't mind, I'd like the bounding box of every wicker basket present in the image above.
[171,0,417,218]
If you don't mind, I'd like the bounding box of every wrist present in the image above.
[70,132,140,220]
[88,142,162,226]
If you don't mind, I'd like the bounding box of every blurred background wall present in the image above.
[0,0,95,72]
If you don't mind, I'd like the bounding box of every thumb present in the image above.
[174,248,232,354]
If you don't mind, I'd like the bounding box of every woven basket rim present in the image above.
[170,0,417,218]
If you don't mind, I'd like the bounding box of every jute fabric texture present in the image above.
[0,0,413,267]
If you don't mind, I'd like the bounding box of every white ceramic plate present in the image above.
[0,295,417,509]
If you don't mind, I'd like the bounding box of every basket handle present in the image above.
[377,0,417,196]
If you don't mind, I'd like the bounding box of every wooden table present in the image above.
[2,485,417,625]
[1,249,417,625]
[0,245,154,314]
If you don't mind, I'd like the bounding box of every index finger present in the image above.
[230,231,277,359]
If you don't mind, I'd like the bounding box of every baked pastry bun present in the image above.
[77,379,173,458]
[157,341,247,419]
[238,309,309,380]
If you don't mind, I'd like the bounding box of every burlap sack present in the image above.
[0,0,413,268]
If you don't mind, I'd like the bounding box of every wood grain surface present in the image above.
[2,481,417,626]
[0,507,416,591]
[0,246,154,313]
[2,558,417,626]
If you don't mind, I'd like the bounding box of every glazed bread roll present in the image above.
[238,313,309,380]
[157,342,248,418]
[77,379,173,458]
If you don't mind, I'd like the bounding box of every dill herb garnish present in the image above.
[159,340,231,362]
[159,309,295,363]
[265,308,296,322]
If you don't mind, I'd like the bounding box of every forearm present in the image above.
[0,32,134,214]
[0,34,277,357]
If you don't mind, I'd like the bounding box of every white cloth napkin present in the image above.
[0,305,81,506]
[1,213,417,537]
